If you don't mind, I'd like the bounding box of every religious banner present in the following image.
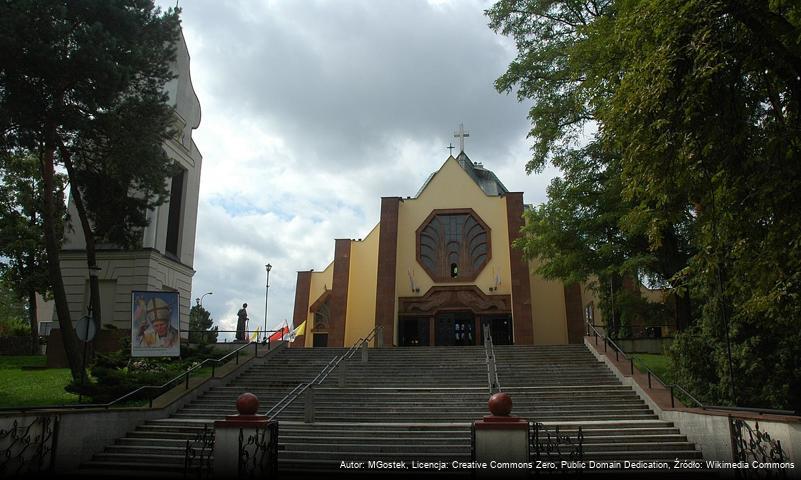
[131,290,181,357]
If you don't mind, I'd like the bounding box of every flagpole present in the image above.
[264,263,272,342]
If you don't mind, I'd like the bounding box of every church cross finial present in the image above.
[447,143,455,155]
[454,123,470,153]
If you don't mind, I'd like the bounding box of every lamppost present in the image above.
[264,264,272,342]
[197,291,213,308]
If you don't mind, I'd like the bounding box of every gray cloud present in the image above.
[155,0,557,337]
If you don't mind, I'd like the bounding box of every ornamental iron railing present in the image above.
[729,416,788,479]
[183,424,214,479]
[238,422,279,478]
[0,416,58,476]
[530,422,583,475]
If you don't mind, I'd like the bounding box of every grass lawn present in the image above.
[632,353,674,384]
[0,353,227,409]
[0,355,80,408]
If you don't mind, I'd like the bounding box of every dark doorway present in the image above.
[480,315,514,345]
[313,333,328,348]
[399,317,430,346]
[434,312,475,346]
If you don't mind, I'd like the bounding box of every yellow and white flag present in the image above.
[249,327,261,342]
[286,321,306,342]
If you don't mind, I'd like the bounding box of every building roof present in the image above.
[415,152,509,198]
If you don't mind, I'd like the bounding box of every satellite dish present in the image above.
[75,315,97,342]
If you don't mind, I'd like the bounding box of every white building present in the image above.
[55,32,202,335]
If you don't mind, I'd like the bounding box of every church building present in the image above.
[292,134,595,349]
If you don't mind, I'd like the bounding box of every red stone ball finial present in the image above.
[488,392,513,416]
[236,392,260,415]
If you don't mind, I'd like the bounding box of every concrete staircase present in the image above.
[79,343,701,477]
[494,345,701,463]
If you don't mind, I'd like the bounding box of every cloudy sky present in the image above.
[164,0,559,339]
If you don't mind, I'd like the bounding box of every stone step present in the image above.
[281,442,467,454]
[170,413,661,422]
[278,451,472,462]
[105,445,188,456]
[536,451,704,461]
[177,403,653,413]
[185,396,648,406]
[553,442,696,453]
[91,452,187,466]
[197,393,643,403]
[186,399,647,410]
[79,461,188,474]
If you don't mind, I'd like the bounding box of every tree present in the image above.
[0,154,65,353]
[489,0,801,410]
[188,304,218,345]
[0,1,182,381]
[601,0,801,410]
[0,277,27,337]
[488,0,695,336]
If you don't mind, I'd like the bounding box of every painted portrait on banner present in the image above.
[131,291,181,357]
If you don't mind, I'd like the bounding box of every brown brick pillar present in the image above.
[291,270,312,348]
[375,197,400,347]
[328,239,352,347]
[564,283,584,344]
[506,193,534,344]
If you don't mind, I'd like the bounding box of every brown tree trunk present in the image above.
[28,289,38,355]
[41,126,83,381]
[61,150,102,330]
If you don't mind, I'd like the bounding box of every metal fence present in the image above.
[0,416,59,476]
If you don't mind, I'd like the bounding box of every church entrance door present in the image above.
[434,312,475,346]
[398,317,430,346]
[480,315,513,345]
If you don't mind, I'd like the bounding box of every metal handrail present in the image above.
[1,340,265,413]
[265,326,381,420]
[584,321,705,408]
[490,334,501,393]
[483,329,492,394]
[584,321,797,415]
[482,324,501,394]
[265,356,339,419]
[320,325,380,383]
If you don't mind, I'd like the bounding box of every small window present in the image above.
[450,263,459,278]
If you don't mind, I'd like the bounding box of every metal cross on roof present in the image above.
[447,143,455,155]
[454,123,470,153]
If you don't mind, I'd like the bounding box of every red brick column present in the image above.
[564,283,584,344]
[375,197,401,347]
[291,270,312,348]
[329,239,352,347]
[505,193,534,344]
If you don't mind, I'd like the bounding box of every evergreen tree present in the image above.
[0,1,182,380]
[188,304,218,345]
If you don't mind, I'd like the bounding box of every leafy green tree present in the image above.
[488,0,695,335]
[0,1,181,380]
[188,304,218,345]
[0,277,28,336]
[0,154,64,352]
[601,0,801,410]
[489,0,801,410]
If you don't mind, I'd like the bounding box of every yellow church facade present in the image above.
[292,152,592,348]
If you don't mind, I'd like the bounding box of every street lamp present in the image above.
[264,264,272,342]
[198,291,213,307]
